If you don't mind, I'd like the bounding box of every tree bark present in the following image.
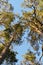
[0,35,13,64]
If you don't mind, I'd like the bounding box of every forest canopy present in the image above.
[0,0,43,65]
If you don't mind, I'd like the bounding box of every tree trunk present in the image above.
[0,35,13,64]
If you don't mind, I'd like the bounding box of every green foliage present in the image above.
[20,0,43,64]
[0,12,14,28]
[0,0,17,64]
[13,23,23,44]
[23,51,36,62]
[0,44,5,53]
[5,49,17,63]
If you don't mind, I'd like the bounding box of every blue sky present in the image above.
[13,29,32,65]
[9,0,31,65]
[9,0,23,14]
